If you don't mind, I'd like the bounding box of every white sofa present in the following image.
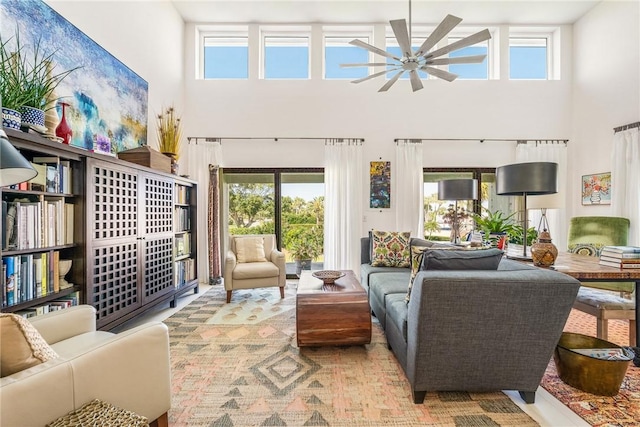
[0,305,171,426]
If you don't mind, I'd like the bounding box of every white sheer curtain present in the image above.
[515,141,568,251]
[611,127,640,245]
[395,141,424,237]
[324,140,363,271]
[184,139,223,284]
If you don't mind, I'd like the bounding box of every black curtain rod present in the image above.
[395,138,569,144]
[613,121,640,133]
[188,136,365,143]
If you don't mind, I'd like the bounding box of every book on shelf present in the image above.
[3,257,16,306]
[600,249,640,259]
[599,259,640,269]
[600,255,640,264]
[1,200,6,251]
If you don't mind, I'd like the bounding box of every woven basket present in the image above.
[47,399,148,427]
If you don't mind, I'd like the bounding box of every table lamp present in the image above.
[1,130,37,186]
[496,162,558,260]
[438,178,478,244]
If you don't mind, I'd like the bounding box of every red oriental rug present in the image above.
[541,309,640,427]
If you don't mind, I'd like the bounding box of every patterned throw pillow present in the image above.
[1,313,59,377]
[568,243,605,257]
[405,246,431,303]
[370,231,411,268]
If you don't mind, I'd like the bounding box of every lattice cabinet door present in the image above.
[86,159,142,327]
[141,173,175,303]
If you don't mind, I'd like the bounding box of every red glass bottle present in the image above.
[55,102,72,145]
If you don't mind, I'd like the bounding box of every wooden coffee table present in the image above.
[296,270,372,347]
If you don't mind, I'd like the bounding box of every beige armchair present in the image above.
[0,305,171,427]
[224,234,286,303]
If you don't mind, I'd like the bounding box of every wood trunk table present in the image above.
[549,251,640,345]
[296,270,372,347]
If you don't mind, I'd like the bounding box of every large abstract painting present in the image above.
[0,0,148,152]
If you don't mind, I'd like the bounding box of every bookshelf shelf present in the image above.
[2,129,199,329]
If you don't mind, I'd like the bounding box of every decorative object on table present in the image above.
[554,332,633,396]
[471,207,517,248]
[581,172,611,205]
[117,145,172,173]
[92,134,115,156]
[370,161,391,208]
[496,161,558,260]
[0,0,148,152]
[58,259,73,289]
[157,105,182,174]
[312,270,345,284]
[55,102,72,144]
[438,178,478,244]
[0,129,37,186]
[531,229,558,267]
[341,0,491,92]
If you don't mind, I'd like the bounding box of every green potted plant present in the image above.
[0,34,26,129]
[472,208,518,247]
[288,227,323,276]
[156,105,182,173]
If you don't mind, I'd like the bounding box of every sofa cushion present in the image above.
[422,248,503,271]
[0,313,59,377]
[360,263,408,289]
[235,236,267,263]
[370,230,411,268]
[233,261,279,279]
[406,245,432,303]
[386,293,409,342]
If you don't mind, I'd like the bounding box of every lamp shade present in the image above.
[496,162,558,195]
[527,192,564,210]
[0,130,37,186]
[438,179,478,200]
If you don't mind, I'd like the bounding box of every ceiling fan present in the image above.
[341,1,492,92]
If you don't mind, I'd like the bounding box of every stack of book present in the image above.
[599,246,640,269]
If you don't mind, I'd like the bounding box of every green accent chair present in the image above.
[567,216,634,294]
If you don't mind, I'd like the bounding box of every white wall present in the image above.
[183,22,575,233]
[46,0,185,151]
[571,0,640,218]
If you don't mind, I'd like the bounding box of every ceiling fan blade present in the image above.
[409,70,424,92]
[349,39,401,61]
[351,67,402,84]
[378,70,405,92]
[423,29,492,60]
[421,66,458,82]
[340,62,390,68]
[426,54,487,66]
[390,19,412,58]
[415,14,462,57]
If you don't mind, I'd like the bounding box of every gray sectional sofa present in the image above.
[360,236,581,404]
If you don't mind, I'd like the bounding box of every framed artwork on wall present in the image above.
[581,172,611,205]
[0,0,148,153]
[370,161,391,209]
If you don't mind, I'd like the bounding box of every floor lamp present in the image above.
[438,179,478,245]
[1,130,37,186]
[496,162,558,260]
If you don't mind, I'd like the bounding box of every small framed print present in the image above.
[581,172,611,205]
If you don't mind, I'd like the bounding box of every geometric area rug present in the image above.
[164,283,539,426]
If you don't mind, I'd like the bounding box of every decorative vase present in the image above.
[2,107,21,130]
[58,260,73,289]
[55,102,72,144]
[19,106,45,128]
[162,152,178,175]
[531,229,558,267]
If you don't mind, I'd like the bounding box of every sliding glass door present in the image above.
[222,168,324,277]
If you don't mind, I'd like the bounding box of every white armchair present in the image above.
[224,234,286,303]
[0,305,171,427]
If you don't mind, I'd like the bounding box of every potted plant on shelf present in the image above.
[13,33,81,130]
[157,105,182,174]
[0,34,26,130]
[472,208,518,248]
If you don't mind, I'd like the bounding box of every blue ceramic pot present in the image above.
[1,107,21,130]
[19,106,45,128]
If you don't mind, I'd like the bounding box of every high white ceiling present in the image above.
[170,0,602,25]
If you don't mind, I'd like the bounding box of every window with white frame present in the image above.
[261,27,310,79]
[202,35,249,79]
[510,37,548,80]
[323,27,373,79]
[447,38,489,80]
